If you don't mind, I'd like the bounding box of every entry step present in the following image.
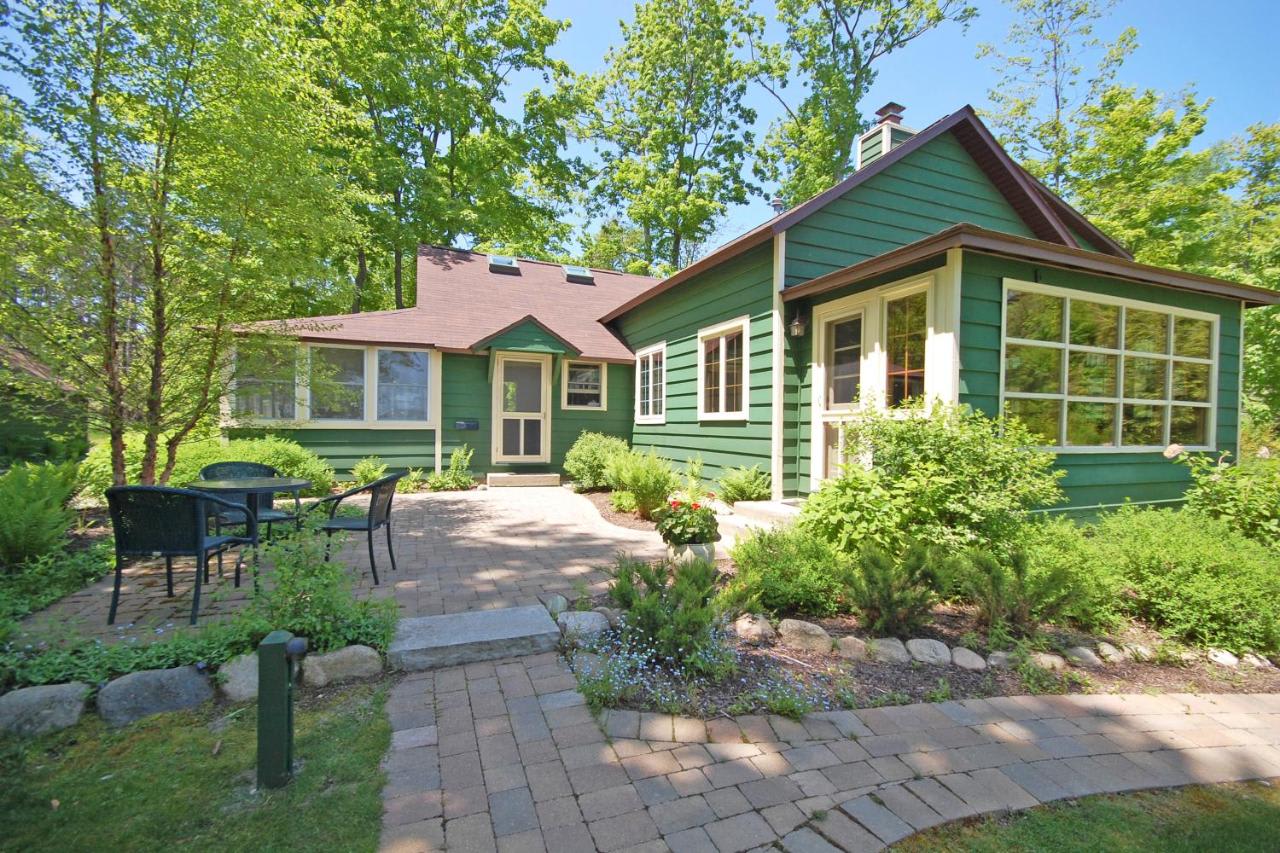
[486,473,561,487]
[388,605,561,671]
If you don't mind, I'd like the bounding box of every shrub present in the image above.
[350,455,389,485]
[1179,451,1280,547]
[956,548,1079,637]
[0,462,77,568]
[396,468,428,493]
[427,445,475,491]
[605,449,679,519]
[564,432,629,491]
[849,543,946,636]
[717,465,772,504]
[610,491,638,513]
[801,404,1063,555]
[1017,517,1123,632]
[722,526,856,616]
[78,434,337,498]
[0,544,113,641]
[1090,507,1280,654]
[607,557,725,675]
[654,498,718,545]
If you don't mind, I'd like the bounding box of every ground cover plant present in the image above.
[349,455,389,484]
[564,431,629,491]
[0,683,389,852]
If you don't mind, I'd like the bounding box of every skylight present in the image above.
[563,264,595,284]
[488,254,520,274]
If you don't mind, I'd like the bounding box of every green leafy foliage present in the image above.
[397,468,429,493]
[1091,507,1280,654]
[0,544,113,642]
[1017,517,1123,632]
[957,548,1079,637]
[716,465,772,504]
[607,557,724,674]
[79,435,336,498]
[564,432,629,491]
[654,498,718,546]
[350,456,389,485]
[0,462,77,568]
[722,527,855,617]
[800,404,1063,555]
[605,449,679,519]
[427,445,475,491]
[1179,452,1280,547]
[610,491,638,513]
[850,543,946,637]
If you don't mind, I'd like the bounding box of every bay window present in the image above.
[697,316,749,419]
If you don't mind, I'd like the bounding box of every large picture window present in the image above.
[635,343,666,424]
[1001,282,1216,450]
[310,346,366,421]
[698,317,748,419]
[233,343,296,420]
[377,349,429,421]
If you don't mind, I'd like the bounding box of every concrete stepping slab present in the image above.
[388,605,560,670]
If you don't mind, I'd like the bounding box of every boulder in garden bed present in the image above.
[1242,653,1275,669]
[1030,652,1067,672]
[951,647,986,671]
[1208,648,1239,668]
[905,638,950,666]
[557,610,610,645]
[868,637,911,664]
[733,613,776,646]
[1064,646,1103,668]
[777,619,832,653]
[836,636,868,660]
[301,645,382,688]
[987,651,1013,668]
[1097,642,1127,664]
[0,682,90,737]
[543,594,569,618]
[97,666,214,728]
[218,652,259,702]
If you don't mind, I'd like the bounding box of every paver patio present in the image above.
[378,660,1280,852]
[20,487,665,641]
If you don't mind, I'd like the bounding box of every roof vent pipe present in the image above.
[770,196,785,216]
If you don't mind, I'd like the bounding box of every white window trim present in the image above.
[635,341,667,425]
[560,359,608,412]
[998,277,1218,454]
[696,315,751,421]
[492,351,552,464]
[233,344,440,430]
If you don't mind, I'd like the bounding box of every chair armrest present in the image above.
[307,481,371,518]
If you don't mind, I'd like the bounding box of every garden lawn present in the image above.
[0,683,389,852]
[894,781,1280,852]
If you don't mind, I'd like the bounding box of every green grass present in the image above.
[0,683,389,852]
[894,781,1280,852]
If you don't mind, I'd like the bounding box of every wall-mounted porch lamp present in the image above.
[787,310,808,338]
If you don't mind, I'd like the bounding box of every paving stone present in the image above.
[673,716,708,743]
[488,786,538,836]
[668,768,714,797]
[624,750,683,780]
[641,712,676,742]
[704,786,754,818]
[809,809,886,853]
[579,784,647,821]
[665,826,718,853]
[739,776,805,808]
[484,763,527,793]
[605,708,642,740]
[445,811,497,852]
[872,785,945,830]
[498,828,545,853]
[634,774,681,805]
[672,744,714,769]
[782,744,840,771]
[569,761,632,794]
[751,751,795,778]
[820,762,883,791]
[589,809,661,852]
[705,758,765,788]
[902,777,976,821]
[649,794,717,833]
[383,791,444,827]
[535,795,583,829]
[706,718,744,743]
[760,802,807,835]
[705,811,777,853]
[444,785,490,819]
[390,606,560,670]
[381,816,445,853]
[808,711,873,739]
[780,826,844,853]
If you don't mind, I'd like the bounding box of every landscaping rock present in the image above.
[1030,652,1067,672]
[951,647,986,671]
[544,594,569,617]
[218,653,259,703]
[593,606,622,629]
[734,613,776,646]
[1123,643,1153,662]
[777,619,832,654]
[987,651,1013,668]
[836,636,868,661]
[1064,646,1103,668]
[572,651,606,679]
[301,645,382,688]
[1097,642,1127,664]
[97,666,214,727]
[556,610,610,645]
[0,682,89,737]
[1208,648,1239,668]
[868,637,911,664]
[1242,653,1275,669]
[905,638,950,666]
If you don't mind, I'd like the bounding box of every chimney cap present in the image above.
[875,102,906,124]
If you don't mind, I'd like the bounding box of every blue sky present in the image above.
[533,0,1280,250]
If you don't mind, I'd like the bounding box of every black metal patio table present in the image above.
[189,476,312,522]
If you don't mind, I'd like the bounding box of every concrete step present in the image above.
[730,499,803,527]
[388,605,560,671]
[486,472,561,487]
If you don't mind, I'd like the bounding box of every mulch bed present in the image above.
[583,490,657,532]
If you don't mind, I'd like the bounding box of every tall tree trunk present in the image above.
[351,246,367,313]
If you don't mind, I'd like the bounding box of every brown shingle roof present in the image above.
[255,248,655,362]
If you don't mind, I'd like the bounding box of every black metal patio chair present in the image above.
[105,485,259,626]
[198,461,302,538]
[307,472,405,586]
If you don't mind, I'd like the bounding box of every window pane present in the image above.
[1170,406,1209,445]
[833,319,858,349]
[235,345,296,420]
[639,358,650,415]
[886,291,926,405]
[1004,344,1062,394]
[824,422,845,479]
[1005,290,1064,341]
[1069,300,1119,349]
[1066,402,1116,447]
[377,350,429,420]
[1068,351,1117,397]
[502,361,541,413]
[1125,308,1169,353]
[311,347,365,420]
[502,419,520,455]
[1172,361,1210,402]
[1005,398,1061,445]
[652,352,664,415]
[703,337,721,413]
[827,317,862,408]
[1174,316,1212,359]
[566,363,602,408]
[724,331,743,413]
[1122,404,1165,446]
[1123,356,1167,400]
[522,419,542,456]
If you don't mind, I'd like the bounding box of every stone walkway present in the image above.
[21,487,665,641]
[378,658,1280,853]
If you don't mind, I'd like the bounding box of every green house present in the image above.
[238,104,1278,513]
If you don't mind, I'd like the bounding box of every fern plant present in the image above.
[717,465,772,504]
[427,445,476,491]
[350,455,388,485]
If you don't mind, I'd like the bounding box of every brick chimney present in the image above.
[855,102,915,169]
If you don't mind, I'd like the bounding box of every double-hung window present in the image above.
[377,349,430,421]
[1001,281,1216,450]
[233,343,297,420]
[698,316,749,420]
[563,361,606,410]
[885,290,927,406]
[635,343,666,424]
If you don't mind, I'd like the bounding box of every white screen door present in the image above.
[494,353,550,463]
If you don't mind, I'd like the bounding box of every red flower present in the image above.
[691,502,701,510]
[669,499,680,507]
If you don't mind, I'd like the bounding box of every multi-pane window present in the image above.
[699,318,748,418]
[564,361,604,409]
[1002,285,1215,448]
[885,291,927,406]
[636,344,665,423]
[826,316,862,409]
[310,346,366,420]
[377,350,429,421]
[234,344,296,420]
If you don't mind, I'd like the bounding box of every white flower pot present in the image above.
[668,542,715,563]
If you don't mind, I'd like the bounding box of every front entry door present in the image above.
[493,353,551,463]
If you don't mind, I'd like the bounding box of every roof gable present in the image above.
[470,315,580,355]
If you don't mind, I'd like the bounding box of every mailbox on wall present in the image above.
[453,419,479,431]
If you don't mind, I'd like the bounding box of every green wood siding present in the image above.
[785,131,1035,285]
[614,244,775,484]
[958,251,1242,510]
[859,132,882,166]
[479,320,576,355]
[441,352,492,472]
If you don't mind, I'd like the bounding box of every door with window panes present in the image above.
[493,353,551,463]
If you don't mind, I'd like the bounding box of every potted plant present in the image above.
[655,497,719,562]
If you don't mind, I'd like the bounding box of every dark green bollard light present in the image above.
[257,630,307,789]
